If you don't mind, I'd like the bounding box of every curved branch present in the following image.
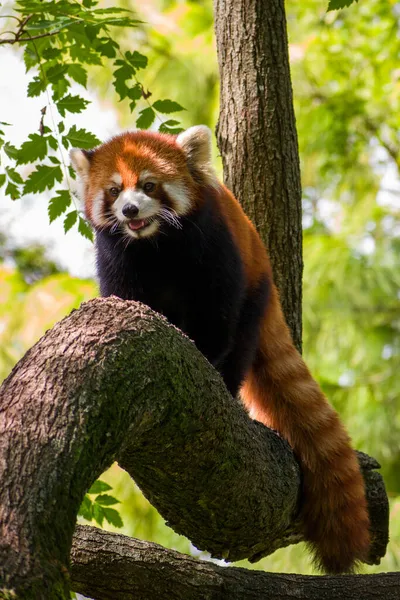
[0,298,389,598]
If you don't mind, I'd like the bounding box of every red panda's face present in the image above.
[70,126,217,241]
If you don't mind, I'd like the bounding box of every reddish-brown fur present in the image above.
[218,185,370,573]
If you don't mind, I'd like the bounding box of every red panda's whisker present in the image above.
[110,221,120,235]
[158,207,182,230]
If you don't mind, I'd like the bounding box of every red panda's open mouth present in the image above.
[127,218,152,231]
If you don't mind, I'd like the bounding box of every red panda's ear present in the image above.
[69,148,94,181]
[176,126,212,169]
[176,126,217,185]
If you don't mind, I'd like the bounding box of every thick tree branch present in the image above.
[0,298,388,599]
[70,526,399,600]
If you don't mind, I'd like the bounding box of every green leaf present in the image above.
[24,45,38,70]
[64,126,100,149]
[94,494,119,506]
[58,122,65,134]
[125,50,147,70]
[113,62,135,101]
[88,480,112,494]
[96,39,117,58]
[0,174,6,188]
[4,143,19,160]
[327,0,358,9]
[159,120,184,134]
[27,76,46,98]
[48,136,58,151]
[78,495,93,521]
[6,168,23,184]
[25,19,58,31]
[99,17,139,28]
[159,120,180,127]
[68,64,88,87]
[136,107,155,130]
[152,99,185,114]
[18,134,48,164]
[92,502,105,526]
[64,210,78,233]
[48,190,71,222]
[46,64,69,82]
[85,24,101,43]
[42,48,63,61]
[128,84,142,111]
[103,507,123,528]
[57,94,90,118]
[128,84,142,101]
[5,181,20,200]
[70,44,103,66]
[91,7,134,15]
[23,165,63,194]
[78,216,94,241]
[52,78,70,102]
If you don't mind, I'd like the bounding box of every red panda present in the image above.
[70,125,370,573]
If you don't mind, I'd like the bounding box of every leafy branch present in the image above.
[0,0,186,240]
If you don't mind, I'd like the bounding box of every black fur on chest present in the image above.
[95,197,245,333]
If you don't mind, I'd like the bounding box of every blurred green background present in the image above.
[1,0,399,575]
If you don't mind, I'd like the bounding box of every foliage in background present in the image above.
[0,235,96,380]
[288,0,400,496]
[1,0,399,575]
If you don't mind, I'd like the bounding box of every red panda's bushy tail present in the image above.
[241,285,370,573]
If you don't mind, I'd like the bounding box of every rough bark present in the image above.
[0,299,388,599]
[0,297,299,599]
[214,0,303,351]
[70,526,399,600]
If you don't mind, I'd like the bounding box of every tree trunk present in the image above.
[70,525,399,600]
[0,299,388,599]
[214,0,303,351]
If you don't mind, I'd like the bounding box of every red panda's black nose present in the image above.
[122,203,139,218]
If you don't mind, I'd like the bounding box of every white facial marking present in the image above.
[163,182,191,215]
[110,172,122,186]
[72,177,86,205]
[91,190,106,227]
[113,187,160,221]
[69,149,92,205]
[125,220,160,240]
[139,170,157,183]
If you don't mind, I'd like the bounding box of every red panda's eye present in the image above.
[143,182,156,193]
[109,187,120,197]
